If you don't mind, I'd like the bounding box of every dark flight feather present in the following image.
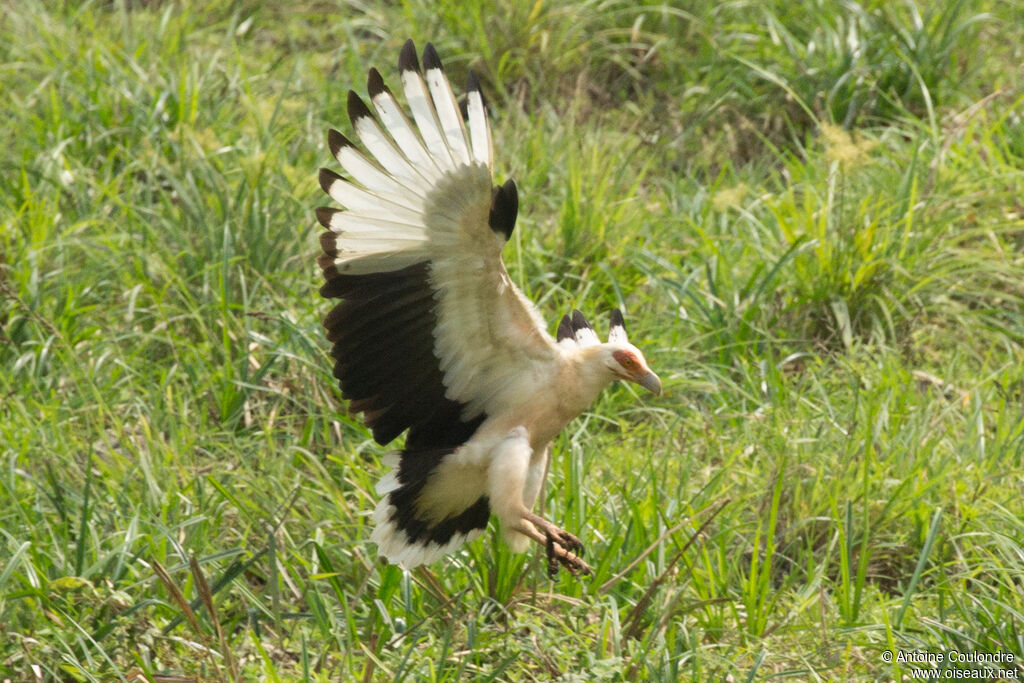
[347,90,375,126]
[367,67,386,98]
[556,314,574,342]
[422,42,443,71]
[320,262,484,448]
[489,179,518,240]
[570,309,592,333]
[398,39,420,73]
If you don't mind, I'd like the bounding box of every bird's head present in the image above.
[602,309,661,395]
[559,308,661,395]
[604,345,661,395]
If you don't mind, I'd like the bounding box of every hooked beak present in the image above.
[638,371,662,396]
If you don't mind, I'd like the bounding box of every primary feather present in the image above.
[317,40,660,575]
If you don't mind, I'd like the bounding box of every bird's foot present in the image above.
[520,511,592,577]
[544,530,591,577]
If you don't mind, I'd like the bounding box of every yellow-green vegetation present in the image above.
[2,1,1023,680]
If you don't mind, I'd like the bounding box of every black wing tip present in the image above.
[347,90,374,125]
[610,308,625,329]
[327,129,353,157]
[503,178,517,199]
[319,167,343,194]
[422,42,442,71]
[557,314,574,342]
[571,309,592,331]
[488,179,518,240]
[466,69,488,113]
[367,67,386,97]
[315,206,340,229]
[319,231,337,257]
[399,39,420,73]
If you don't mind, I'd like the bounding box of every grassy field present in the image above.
[2,0,1023,680]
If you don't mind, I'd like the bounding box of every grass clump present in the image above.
[2,0,1023,681]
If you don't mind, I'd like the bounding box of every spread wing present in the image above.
[317,40,560,450]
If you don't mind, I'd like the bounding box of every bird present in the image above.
[316,39,661,576]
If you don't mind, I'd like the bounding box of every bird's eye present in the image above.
[613,350,637,370]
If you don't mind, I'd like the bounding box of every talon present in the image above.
[560,551,591,577]
[560,532,583,557]
[545,533,559,577]
[523,513,593,576]
[556,531,582,556]
[544,531,592,576]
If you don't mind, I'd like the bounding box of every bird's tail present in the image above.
[371,450,491,568]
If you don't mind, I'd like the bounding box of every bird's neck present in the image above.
[564,345,615,411]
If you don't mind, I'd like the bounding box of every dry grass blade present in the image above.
[152,559,202,635]
[385,586,474,648]
[190,554,240,682]
[126,669,199,682]
[152,558,222,678]
[361,630,378,683]
[621,497,731,643]
[598,519,691,594]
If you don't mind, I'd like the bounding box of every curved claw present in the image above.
[546,534,559,577]
[544,529,592,577]
[555,530,584,557]
[520,511,593,576]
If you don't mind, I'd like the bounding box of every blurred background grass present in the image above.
[1,0,1022,680]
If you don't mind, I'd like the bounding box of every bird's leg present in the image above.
[515,512,591,577]
[488,431,591,576]
[522,511,584,556]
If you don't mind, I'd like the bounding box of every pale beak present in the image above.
[638,371,662,396]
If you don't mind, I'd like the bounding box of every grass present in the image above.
[2,0,1023,680]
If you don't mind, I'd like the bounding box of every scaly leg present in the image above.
[489,430,591,576]
[514,512,591,577]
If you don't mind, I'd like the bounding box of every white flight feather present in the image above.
[351,115,431,191]
[424,65,471,165]
[574,327,601,347]
[321,211,427,239]
[332,143,422,197]
[328,250,428,275]
[375,469,399,496]
[323,174,424,220]
[370,89,441,173]
[400,69,455,171]
[466,88,491,167]
[607,324,629,345]
[329,236,427,254]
